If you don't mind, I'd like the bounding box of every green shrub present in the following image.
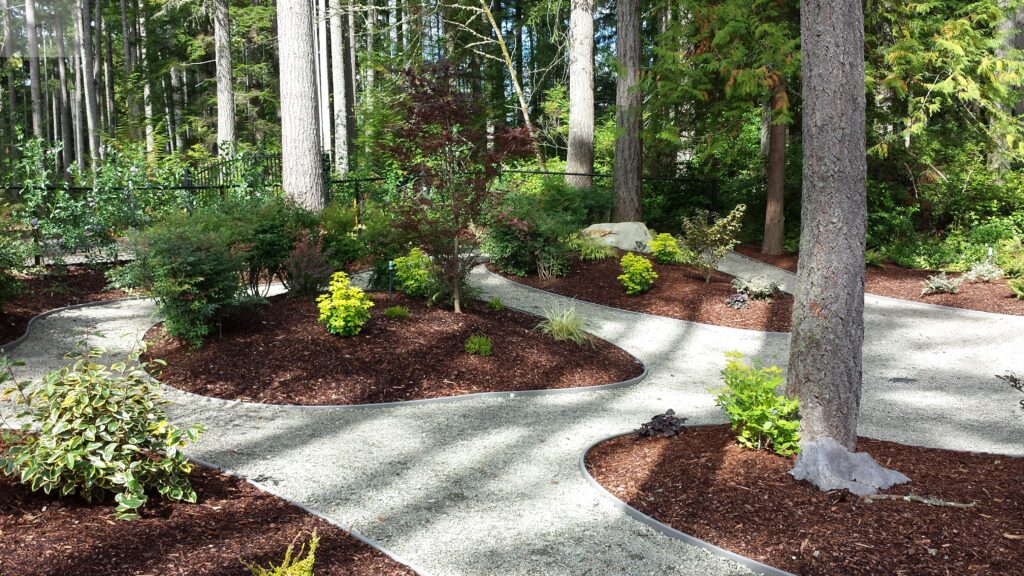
[563,233,615,261]
[138,210,245,348]
[649,233,685,264]
[282,237,333,297]
[921,272,962,296]
[0,204,31,307]
[537,307,591,346]
[487,297,506,311]
[680,204,747,281]
[731,275,780,301]
[0,348,204,520]
[316,272,374,336]
[320,202,365,268]
[996,238,1024,278]
[713,352,800,456]
[246,531,319,576]
[236,197,315,297]
[104,260,148,294]
[964,261,1005,283]
[464,335,493,356]
[864,248,888,268]
[1009,278,1024,299]
[617,253,657,295]
[384,305,411,320]
[393,248,433,298]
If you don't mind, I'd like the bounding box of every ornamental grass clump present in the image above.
[464,335,493,356]
[564,232,615,261]
[246,531,319,576]
[316,272,374,336]
[713,352,800,456]
[618,253,657,295]
[383,305,411,320]
[537,307,591,346]
[0,348,204,520]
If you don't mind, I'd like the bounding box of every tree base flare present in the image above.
[790,437,910,496]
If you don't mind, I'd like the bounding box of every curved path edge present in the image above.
[0,295,150,353]
[578,431,796,576]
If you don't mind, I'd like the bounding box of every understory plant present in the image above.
[618,253,658,295]
[384,305,411,320]
[732,275,780,301]
[921,272,962,296]
[393,247,434,298]
[1009,278,1024,300]
[536,307,591,346]
[464,335,493,356]
[563,232,615,261]
[713,352,800,456]
[487,297,506,311]
[649,233,685,264]
[636,409,688,438]
[316,272,374,336]
[282,237,333,297]
[246,531,319,576]
[0,203,31,308]
[0,348,204,520]
[680,205,747,281]
[725,293,749,309]
[964,261,1005,283]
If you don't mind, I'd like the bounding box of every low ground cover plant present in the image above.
[0,348,203,520]
[680,204,747,282]
[464,335,493,356]
[317,272,374,336]
[725,293,749,309]
[246,531,319,576]
[1010,278,1024,299]
[921,272,962,296]
[564,232,615,261]
[537,307,590,346]
[618,253,658,295]
[964,261,1005,283]
[649,233,685,264]
[732,275,781,301]
[487,297,505,311]
[636,409,687,438]
[713,352,800,456]
[384,305,411,320]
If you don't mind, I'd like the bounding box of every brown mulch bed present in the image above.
[586,425,1024,576]
[145,292,643,405]
[0,462,415,575]
[736,244,1024,316]
[0,266,130,345]
[491,255,793,332]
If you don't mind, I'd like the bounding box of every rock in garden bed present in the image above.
[491,254,794,332]
[585,425,1024,576]
[0,265,130,346]
[144,292,643,405]
[735,245,1024,316]
[0,462,415,576]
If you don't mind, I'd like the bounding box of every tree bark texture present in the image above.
[317,0,333,157]
[24,0,44,138]
[762,87,788,255]
[612,0,642,222]
[786,0,868,451]
[566,0,594,189]
[330,0,350,173]
[76,0,102,162]
[278,0,326,211]
[214,0,236,152]
[55,10,75,169]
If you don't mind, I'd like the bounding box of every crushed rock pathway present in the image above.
[3,256,1023,576]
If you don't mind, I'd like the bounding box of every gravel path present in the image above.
[3,256,1023,576]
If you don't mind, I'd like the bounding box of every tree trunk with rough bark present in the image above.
[214,0,235,153]
[103,8,116,137]
[76,0,102,163]
[762,87,788,255]
[25,0,44,138]
[612,0,642,222]
[330,0,350,174]
[1,0,15,157]
[278,0,325,211]
[317,0,333,160]
[787,0,868,450]
[566,0,594,189]
[55,10,75,170]
[138,5,155,155]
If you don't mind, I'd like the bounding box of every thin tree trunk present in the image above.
[103,4,116,136]
[366,0,376,102]
[787,0,868,450]
[612,0,642,222]
[73,46,86,169]
[214,0,236,153]
[346,0,358,165]
[1,0,16,157]
[25,0,44,138]
[119,0,138,138]
[138,5,155,155]
[317,0,333,159]
[762,86,788,255]
[170,66,185,150]
[76,0,102,164]
[278,0,325,211]
[94,0,107,133]
[566,0,594,188]
[330,0,350,174]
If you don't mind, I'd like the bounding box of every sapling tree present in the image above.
[386,63,532,313]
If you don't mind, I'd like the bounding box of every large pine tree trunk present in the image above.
[566,0,594,189]
[72,47,86,169]
[24,0,44,138]
[103,9,116,137]
[762,86,788,255]
[1,0,15,157]
[278,0,325,211]
[787,0,868,450]
[612,0,642,222]
[214,0,236,153]
[317,0,333,160]
[330,0,350,174]
[76,0,102,163]
[55,10,75,170]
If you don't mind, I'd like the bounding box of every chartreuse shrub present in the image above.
[537,308,590,346]
[649,233,685,264]
[714,352,800,457]
[618,253,658,295]
[393,247,434,297]
[464,335,493,356]
[246,531,319,576]
[316,272,374,336]
[1009,278,1024,300]
[680,205,747,281]
[0,347,204,520]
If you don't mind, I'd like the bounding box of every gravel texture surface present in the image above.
[2,256,1023,576]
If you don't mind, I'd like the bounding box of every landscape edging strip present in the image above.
[186,455,432,576]
[578,430,797,576]
[0,296,152,353]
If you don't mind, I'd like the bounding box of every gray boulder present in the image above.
[790,437,910,496]
[581,222,653,253]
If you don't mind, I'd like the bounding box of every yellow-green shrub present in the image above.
[649,233,685,264]
[316,272,374,336]
[617,253,658,295]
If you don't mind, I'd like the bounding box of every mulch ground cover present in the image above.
[586,424,1024,576]
[735,245,1024,316]
[0,266,130,346]
[0,461,416,575]
[145,291,643,405]
[491,254,793,332]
